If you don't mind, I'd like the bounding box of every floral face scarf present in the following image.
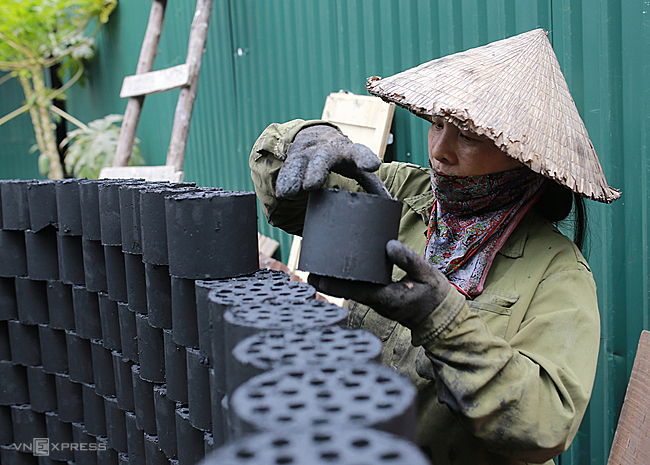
[425,167,545,297]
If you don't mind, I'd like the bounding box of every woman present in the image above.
[249,29,619,465]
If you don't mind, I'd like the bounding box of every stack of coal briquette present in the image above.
[0,178,430,465]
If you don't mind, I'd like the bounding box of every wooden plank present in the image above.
[607,330,650,465]
[321,92,395,159]
[120,64,190,98]
[99,165,184,182]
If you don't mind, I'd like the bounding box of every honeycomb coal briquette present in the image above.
[65,330,94,385]
[139,185,197,266]
[145,263,172,329]
[0,360,29,406]
[125,410,145,465]
[24,226,59,281]
[54,373,83,423]
[228,327,382,393]
[96,436,118,465]
[27,180,58,233]
[104,395,127,453]
[164,190,258,280]
[105,245,128,303]
[0,321,9,361]
[200,426,431,465]
[163,329,187,404]
[15,277,49,325]
[55,178,83,236]
[195,269,296,363]
[10,404,46,447]
[82,382,108,437]
[131,364,156,435]
[46,280,75,330]
[7,320,41,367]
[111,351,134,412]
[0,230,27,278]
[118,302,138,364]
[1,180,30,231]
[72,420,99,464]
[79,180,105,241]
[135,313,165,383]
[186,348,211,432]
[175,406,206,465]
[56,233,85,286]
[45,412,74,461]
[98,179,146,247]
[99,293,121,351]
[91,339,116,397]
[230,362,417,441]
[26,366,57,413]
[0,405,11,445]
[38,325,68,375]
[170,276,198,348]
[73,285,102,340]
[143,434,168,465]
[83,238,108,293]
[0,277,18,321]
[153,385,177,460]
[124,252,147,313]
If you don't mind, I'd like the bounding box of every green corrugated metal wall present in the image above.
[1,1,648,463]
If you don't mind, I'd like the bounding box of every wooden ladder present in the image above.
[112,0,213,172]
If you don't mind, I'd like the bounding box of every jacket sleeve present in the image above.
[249,119,367,235]
[411,256,600,463]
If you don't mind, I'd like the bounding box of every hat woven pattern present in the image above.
[366,29,620,203]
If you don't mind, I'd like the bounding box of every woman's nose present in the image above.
[429,124,458,165]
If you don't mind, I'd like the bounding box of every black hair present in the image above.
[534,180,587,252]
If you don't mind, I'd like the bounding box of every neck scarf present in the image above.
[425,167,545,297]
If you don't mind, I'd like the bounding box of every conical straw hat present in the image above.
[366,28,620,203]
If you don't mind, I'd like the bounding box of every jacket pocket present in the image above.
[468,291,519,339]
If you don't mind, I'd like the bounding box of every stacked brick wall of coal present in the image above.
[1,177,430,465]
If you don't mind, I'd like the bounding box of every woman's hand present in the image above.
[308,240,452,329]
[275,125,390,198]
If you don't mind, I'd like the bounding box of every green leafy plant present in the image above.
[62,114,143,179]
[0,0,118,179]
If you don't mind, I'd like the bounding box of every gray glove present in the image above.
[275,125,390,198]
[308,240,452,329]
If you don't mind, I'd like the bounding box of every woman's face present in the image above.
[428,117,524,176]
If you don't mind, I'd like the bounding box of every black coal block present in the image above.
[0,230,27,277]
[99,293,121,351]
[194,280,217,362]
[24,226,59,281]
[55,179,83,236]
[174,406,205,465]
[105,245,127,302]
[44,412,74,461]
[118,303,138,363]
[165,190,258,280]
[72,421,99,465]
[38,325,68,375]
[203,432,214,456]
[7,320,41,366]
[120,183,168,255]
[144,434,168,465]
[124,253,147,313]
[15,277,49,325]
[72,285,102,340]
[153,386,177,460]
[145,263,171,329]
[83,238,108,293]
[140,185,196,266]
[208,367,226,448]
[26,366,57,413]
[170,276,198,348]
[57,233,85,285]
[131,364,156,435]
[135,314,164,383]
[0,405,13,445]
[79,180,104,241]
[0,445,38,465]
[91,340,116,397]
[66,330,94,385]
[1,180,30,230]
[0,321,9,361]
[125,410,145,465]
[0,277,18,320]
[54,373,83,423]
[163,330,187,404]
[46,280,75,330]
[27,180,58,232]
[97,436,119,465]
[103,396,127,453]
[0,408,11,446]
[186,348,211,431]
[0,360,29,405]
[98,180,145,247]
[111,351,134,412]
[82,382,107,437]
[10,404,47,446]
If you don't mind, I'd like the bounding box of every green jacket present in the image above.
[249,120,600,465]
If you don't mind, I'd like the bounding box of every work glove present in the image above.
[308,240,452,329]
[275,125,391,198]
